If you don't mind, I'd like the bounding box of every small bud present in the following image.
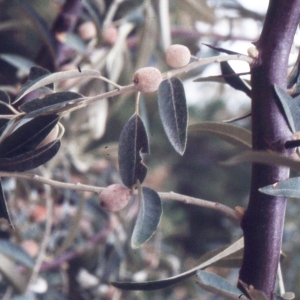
[234,206,246,221]
[166,44,191,68]
[247,46,259,58]
[99,184,131,212]
[133,67,162,93]
[78,21,97,40]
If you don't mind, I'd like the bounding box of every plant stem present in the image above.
[0,171,237,220]
[238,1,300,298]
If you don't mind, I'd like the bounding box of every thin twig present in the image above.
[0,172,237,221]
[159,192,238,221]
[78,54,253,107]
[0,171,104,194]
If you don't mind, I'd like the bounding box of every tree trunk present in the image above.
[239,1,300,298]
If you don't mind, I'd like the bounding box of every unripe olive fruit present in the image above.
[166,44,191,68]
[133,67,163,93]
[99,184,131,212]
[37,125,59,149]
[78,21,97,40]
[102,25,118,46]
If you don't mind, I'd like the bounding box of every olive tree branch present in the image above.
[159,192,238,221]
[0,171,238,221]
[74,53,253,108]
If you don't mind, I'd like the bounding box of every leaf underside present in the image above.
[111,237,244,291]
[20,91,82,114]
[118,114,149,188]
[259,176,300,199]
[158,77,188,155]
[188,122,252,150]
[131,187,162,249]
[223,150,300,172]
[195,270,246,300]
[15,68,100,103]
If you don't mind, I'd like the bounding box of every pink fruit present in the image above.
[99,184,131,212]
[78,21,97,40]
[166,44,191,68]
[102,26,118,46]
[133,67,162,93]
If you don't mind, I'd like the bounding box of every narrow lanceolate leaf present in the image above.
[259,177,300,199]
[118,114,149,188]
[193,76,225,84]
[220,62,251,97]
[158,77,188,155]
[202,43,242,55]
[0,140,60,172]
[223,151,300,172]
[0,179,12,226]
[223,110,252,123]
[111,237,243,290]
[274,85,300,132]
[0,54,36,73]
[14,69,101,103]
[188,122,252,150]
[131,187,162,249]
[20,91,82,113]
[195,271,246,300]
[196,243,244,269]
[0,114,59,158]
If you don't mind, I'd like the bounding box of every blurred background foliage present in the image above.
[0,0,299,299]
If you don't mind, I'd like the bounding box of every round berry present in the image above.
[78,21,97,40]
[166,44,191,68]
[99,184,131,212]
[102,26,118,46]
[133,67,162,93]
[37,125,59,149]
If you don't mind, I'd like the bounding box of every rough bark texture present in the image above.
[239,1,300,298]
